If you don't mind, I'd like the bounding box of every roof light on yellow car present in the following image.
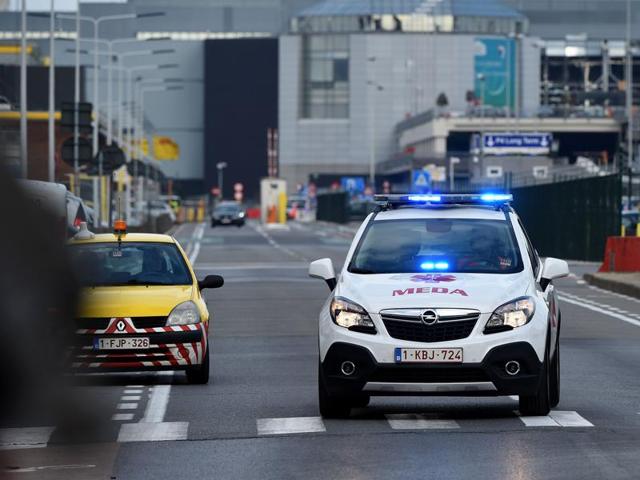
[113,219,127,236]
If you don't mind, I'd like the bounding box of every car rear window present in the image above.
[349,218,523,274]
[69,242,192,286]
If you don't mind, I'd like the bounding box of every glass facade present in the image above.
[301,34,350,119]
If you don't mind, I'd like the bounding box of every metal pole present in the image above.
[627,0,634,176]
[73,2,80,187]
[19,0,27,178]
[92,19,98,156]
[118,63,123,149]
[48,0,55,182]
[107,38,113,145]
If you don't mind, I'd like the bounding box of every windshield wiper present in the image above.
[126,279,170,286]
[349,267,376,274]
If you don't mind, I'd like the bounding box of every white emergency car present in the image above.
[309,194,569,418]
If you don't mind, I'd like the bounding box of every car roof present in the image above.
[68,233,177,245]
[373,206,508,221]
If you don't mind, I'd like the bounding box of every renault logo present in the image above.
[420,309,439,325]
[116,320,126,332]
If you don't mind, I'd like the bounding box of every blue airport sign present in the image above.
[482,133,552,155]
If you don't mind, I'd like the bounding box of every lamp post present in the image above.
[47,0,55,182]
[19,0,27,178]
[626,0,634,208]
[216,162,228,199]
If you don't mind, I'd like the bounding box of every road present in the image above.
[3,220,640,479]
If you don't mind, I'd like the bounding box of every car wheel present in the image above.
[186,347,210,385]
[549,334,560,408]
[210,221,216,228]
[519,334,551,416]
[318,364,351,418]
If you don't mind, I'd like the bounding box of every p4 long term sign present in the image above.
[482,133,553,155]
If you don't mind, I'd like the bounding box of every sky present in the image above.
[9,0,125,11]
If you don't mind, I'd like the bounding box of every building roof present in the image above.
[297,0,524,19]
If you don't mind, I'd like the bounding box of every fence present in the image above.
[512,173,621,261]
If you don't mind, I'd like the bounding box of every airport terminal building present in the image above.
[0,0,638,198]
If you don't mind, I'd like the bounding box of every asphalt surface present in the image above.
[3,220,640,479]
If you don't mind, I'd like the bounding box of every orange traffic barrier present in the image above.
[599,237,640,272]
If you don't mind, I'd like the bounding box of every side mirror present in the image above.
[309,258,337,291]
[540,257,569,291]
[198,275,224,290]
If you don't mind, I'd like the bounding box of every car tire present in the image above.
[519,334,551,416]
[186,347,210,385]
[210,221,216,228]
[318,364,351,418]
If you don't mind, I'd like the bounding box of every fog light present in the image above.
[340,361,356,376]
[505,360,521,376]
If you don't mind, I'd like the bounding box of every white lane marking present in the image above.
[251,223,308,261]
[549,410,594,427]
[8,464,97,473]
[124,389,143,394]
[518,410,593,427]
[518,415,560,427]
[127,385,144,388]
[117,403,138,410]
[386,414,459,430]
[141,383,172,423]
[587,285,640,305]
[0,427,55,450]
[558,294,640,327]
[509,395,519,401]
[112,413,135,421]
[117,421,188,442]
[189,222,205,264]
[257,417,326,436]
[121,395,141,401]
[576,280,586,285]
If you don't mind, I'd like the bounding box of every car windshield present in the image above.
[349,218,523,274]
[69,242,192,286]
[215,204,240,214]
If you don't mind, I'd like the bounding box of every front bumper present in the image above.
[70,320,207,371]
[320,341,543,397]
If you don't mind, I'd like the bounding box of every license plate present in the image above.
[94,337,150,350]
[395,347,463,363]
[221,218,231,224]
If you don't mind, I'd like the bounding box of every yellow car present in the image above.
[67,221,223,384]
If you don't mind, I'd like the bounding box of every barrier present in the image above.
[598,237,640,272]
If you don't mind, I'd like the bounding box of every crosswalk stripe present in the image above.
[112,413,135,421]
[549,410,594,427]
[0,427,55,450]
[117,402,138,410]
[386,414,459,430]
[518,410,593,427]
[257,417,326,436]
[121,395,141,401]
[117,421,189,442]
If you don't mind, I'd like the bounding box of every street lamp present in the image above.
[217,162,228,199]
[367,79,384,190]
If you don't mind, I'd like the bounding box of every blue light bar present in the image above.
[420,261,450,270]
[480,193,513,202]
[407,195,441,202]
[374,193,513,206]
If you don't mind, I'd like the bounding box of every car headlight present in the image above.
[167,301,201,326]
[238,212,245,218]
[330,297,376,334]
[485,296,535,333]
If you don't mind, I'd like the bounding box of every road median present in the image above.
[583,272,640,299]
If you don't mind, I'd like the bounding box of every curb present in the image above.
[583,273,640,299]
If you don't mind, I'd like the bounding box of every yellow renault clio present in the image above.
[67,221,223,383]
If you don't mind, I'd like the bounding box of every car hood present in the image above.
[77,285,194,318]
[337,271,531,314]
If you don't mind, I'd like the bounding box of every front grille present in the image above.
[74,318,110,330]
[131,317,166,329]
[370,366,489,383]
[381,311,479,343]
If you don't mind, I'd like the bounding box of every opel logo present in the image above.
[421,309,439,325]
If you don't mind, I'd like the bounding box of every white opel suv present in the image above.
[309,194,569,418]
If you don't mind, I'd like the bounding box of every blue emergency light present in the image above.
[375,193,513,206]
[420,261,450,271]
